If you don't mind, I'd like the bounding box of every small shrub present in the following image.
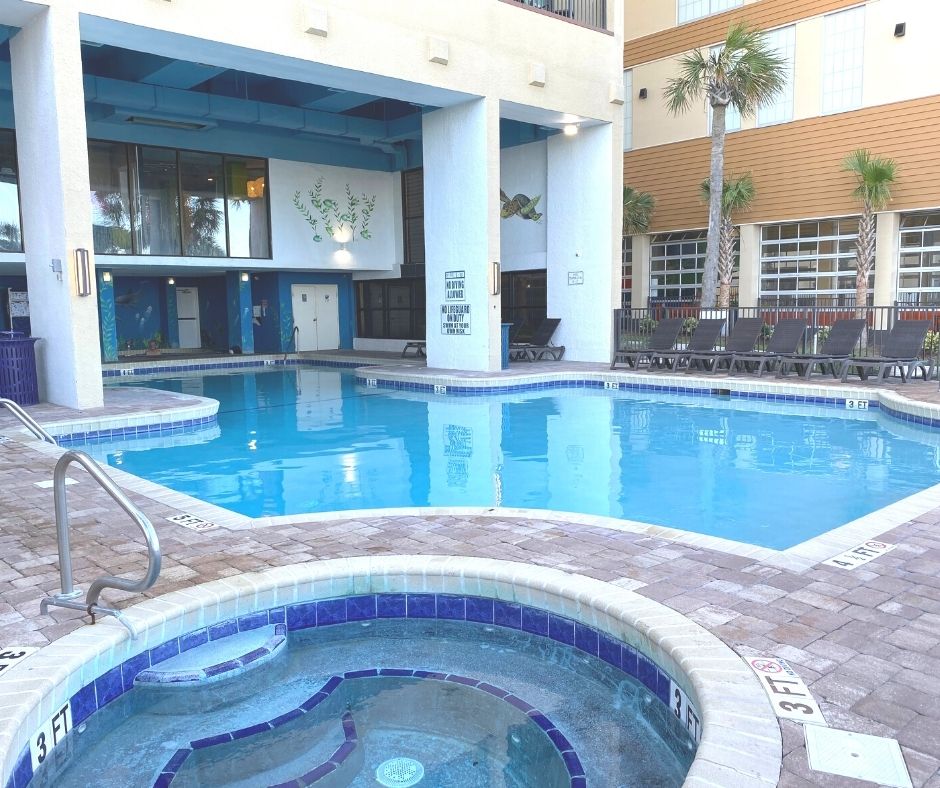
[759,323,774,339]
[681,317,699,336]
[924,330,940,356]
[638,317,658,333]
[815,326,831,346]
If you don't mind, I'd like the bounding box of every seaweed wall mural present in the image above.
[293,176,377,242]
[500,189,543,222]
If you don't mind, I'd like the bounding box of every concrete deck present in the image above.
[1,359,940,786]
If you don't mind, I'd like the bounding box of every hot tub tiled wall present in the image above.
[0,557,780,788]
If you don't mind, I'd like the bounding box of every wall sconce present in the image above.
[638,87,648,99]
[491,261,501,296]
[563,124,578,136]
[75,248,92,297]
[167,277,175,285]
[101,271,112,283]
[894,22,906,37]
[240,272,250,283]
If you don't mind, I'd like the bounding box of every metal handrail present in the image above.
[283,324,300,361]
[40,450,161,637]
[0,397,56,444]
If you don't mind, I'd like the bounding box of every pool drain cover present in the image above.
[375,757,425,787]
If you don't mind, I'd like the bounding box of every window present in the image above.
[622,235,633,308]
[897,212,940,304]
[649,230,724,303]
[678,0,742,24]
[623,70,633,151]
[759,219,865,305]
[91,143,271,258]
[501,270,547,341]
[0,130,23,252]
[822,6,865,115]
[356,278,425,339]
[757,26,796,126]
[401,168,425,265]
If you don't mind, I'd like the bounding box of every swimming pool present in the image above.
[73,367,940,550]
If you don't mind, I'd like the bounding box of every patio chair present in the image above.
[683,317,764,374]
[727,319,808,376]
[401,341,426,358]
[774,319,866,379]
[610,317,684,370]
[508,317,565,361]
[651,319,726,371]
[840,319,932,383]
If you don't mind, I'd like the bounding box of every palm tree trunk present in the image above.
[717,218,735,309]
[855,204,875,319]
[703,103,726,309]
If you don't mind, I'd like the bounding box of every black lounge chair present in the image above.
[727,319,808,376]
[509,318,565,361]
[840,319,932,383]
[774,319,866,379]
[683,317,764,374]
[611,317,684,370]
[401,341,426,358]
[652,319,726,371]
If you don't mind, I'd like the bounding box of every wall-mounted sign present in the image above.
[441,303,471,335]
[445,270,466,301]
[8,290,28,317]
[568,271,584,286]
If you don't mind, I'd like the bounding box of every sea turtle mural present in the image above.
[499,190,543,222]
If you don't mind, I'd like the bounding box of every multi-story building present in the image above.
[623,0,940,310]
[0,0,624,408]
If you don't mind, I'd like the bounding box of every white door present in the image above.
[291,284,340,351]
[176,287,201,349]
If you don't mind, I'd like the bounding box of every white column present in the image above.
[737,223,761,308]
[10,6,102,408]
[422,98,501,372]
[632,233,651,308]
[547,123,617,361]
[873,211,900,307]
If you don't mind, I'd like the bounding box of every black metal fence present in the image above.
[613,305,940,365]
[509,0,607,29]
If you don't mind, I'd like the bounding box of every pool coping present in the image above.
[0,556,782,788]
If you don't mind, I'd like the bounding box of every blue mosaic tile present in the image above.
[269,708,304,727]
[286,601,318,630]
[179,628,209,653]
[149,638,179,666]
[204,659,240,678]
[164,748,191,774]
[70,681,97,726]
[152,774,173,788]
[466,596,494,623]
[636,654,658,695]
[208,619,238,640]
[656,669,673,707]
[621,643,639,677]
[237,612,268,632]
[346,595,377,622]
[564,751,585,777]
[268,607,286,625]
[521,606,549,636]
[121,652,150,691]
[406,594,436,619]
[12,743,30,788]
[376,594,406,618]
[302,763,335,783]
[316,599,347,626]
[379,668,413,677]
[493,600,522,629]
[344,669,378,679]
[575,623,598,656]
[192,732,232,749]
[232,722,271,740]
[436,594,466,620]
[94,665,124,707]
[598,634,621,669]
[548,615,575,646]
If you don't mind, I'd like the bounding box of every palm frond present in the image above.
[701,173,755,218]
[843,148,898,210]
[664,48,709,114]
[623,186,655,235]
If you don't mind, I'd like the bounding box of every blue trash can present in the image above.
[501,323,513,370]
[0,331,40,405]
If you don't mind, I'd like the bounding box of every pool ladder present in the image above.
[39,451,162,639]
[282,324,300,362]
[0,397,56,444]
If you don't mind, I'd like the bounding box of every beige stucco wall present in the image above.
[630,57,707,149]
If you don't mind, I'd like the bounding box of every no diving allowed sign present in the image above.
[747,655,827,726]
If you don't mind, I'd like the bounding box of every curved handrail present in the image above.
[52,450,161,609]
[0,397,56,444]
[283,324,300,361]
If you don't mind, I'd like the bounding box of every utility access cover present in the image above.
[805,726,912,788]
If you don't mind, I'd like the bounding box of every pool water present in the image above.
[31,619,693,787]
[76,368,940,550]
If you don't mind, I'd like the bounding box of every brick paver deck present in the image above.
[2,366,940,786]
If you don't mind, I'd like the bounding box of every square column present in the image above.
[10,6,102,407]
[422,98,501,371]
[547,123,617,361]
[226,272,255,354]
[736,224,762,308]
[631,234,651,309]
[873,211,901,307]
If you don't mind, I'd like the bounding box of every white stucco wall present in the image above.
[499,141,547,272]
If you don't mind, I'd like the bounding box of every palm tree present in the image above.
[843,149,897,313]
[664,22,786,307]
[700,173,755,308]
[623,186,655,236]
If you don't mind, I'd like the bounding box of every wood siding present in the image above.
[624,0,861,68]
[623,96,940,232]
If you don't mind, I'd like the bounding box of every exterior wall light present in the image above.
[101,271,112,283]
[491,261,501,296]
[240,272,250,283]
[167,277,175,285]
[563,124,578,136]
[75,248,92,297]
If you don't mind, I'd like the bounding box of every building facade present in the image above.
[0,0,624,408]
[623,0,940,310]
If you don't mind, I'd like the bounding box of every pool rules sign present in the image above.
[441,270,470,335]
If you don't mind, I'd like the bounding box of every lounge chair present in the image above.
[610,317,684,370]
[774,319,866,379]
[509,318,565,361]
[651,319,726,371]
[840,319,932,383]
[683,317,764,374]
[727,319,808,376]
[401,341,426,358]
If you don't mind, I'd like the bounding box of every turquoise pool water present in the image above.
[76,368,940,549]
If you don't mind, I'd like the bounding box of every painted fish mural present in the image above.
[115,289,141,306]
[500,190,543,222]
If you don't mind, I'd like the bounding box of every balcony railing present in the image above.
[510,0,608,30]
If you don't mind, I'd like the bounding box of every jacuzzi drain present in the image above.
[375,756,425,787]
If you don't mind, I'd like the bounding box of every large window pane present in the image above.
[136,147,181,255]
[88,141,132,254]
[225,157,270,258]
[0,131,21,251]
[180,151,225,257]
